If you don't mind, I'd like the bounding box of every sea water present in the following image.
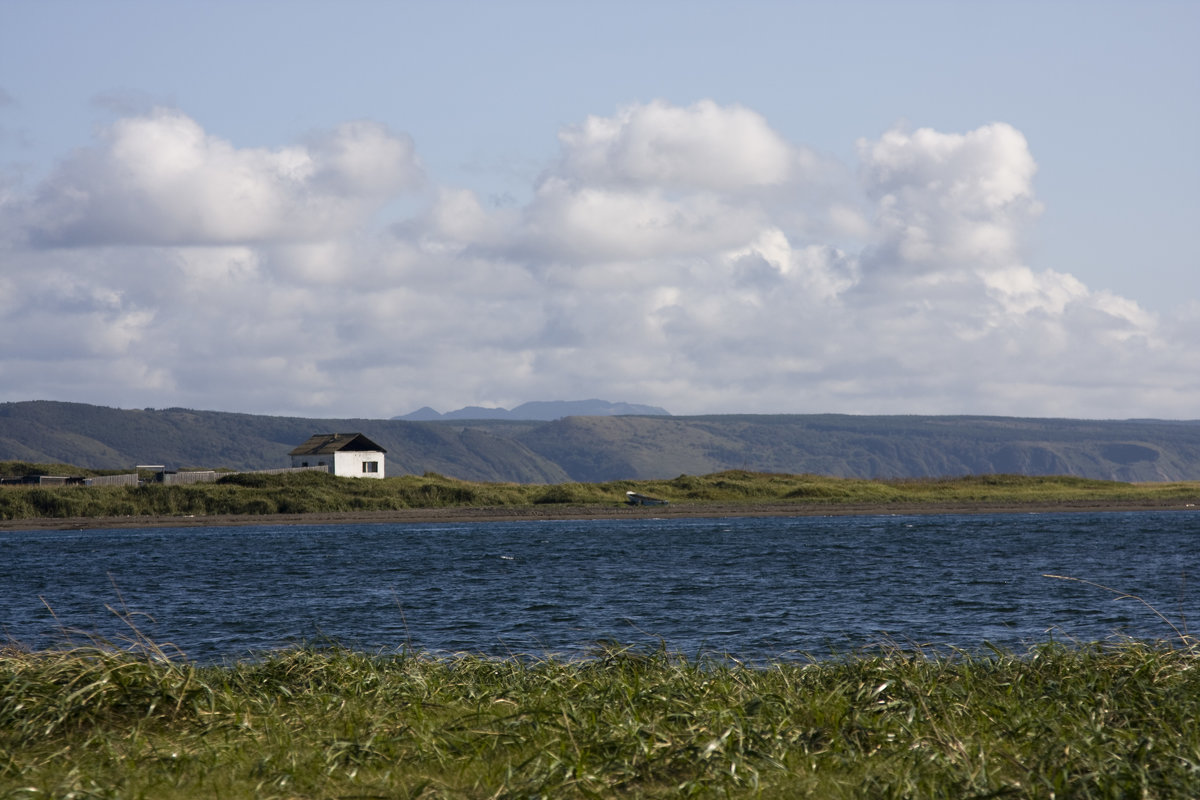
[1,511,1197,662]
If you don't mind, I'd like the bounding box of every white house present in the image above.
[289,433,387,479]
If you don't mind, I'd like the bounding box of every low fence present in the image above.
[4,464,332,489]
[243,466,331,476]
[161,470,220,485]
[161,466,328,484]
[0,475,88,486]
[86,473,140,487]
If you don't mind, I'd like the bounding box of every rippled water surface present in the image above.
[2,511,1197,661]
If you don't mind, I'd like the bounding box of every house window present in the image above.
[363,461,379,473]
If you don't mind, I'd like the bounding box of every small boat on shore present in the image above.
[626,491,668,506]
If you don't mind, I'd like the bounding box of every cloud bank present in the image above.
[2,101,1194,419]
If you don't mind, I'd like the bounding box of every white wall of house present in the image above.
[289,443,385,479]
[290,454,331,471]
[333,450,385,479]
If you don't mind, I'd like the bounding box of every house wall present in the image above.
[333,450,385,479]
[290,455,332,471]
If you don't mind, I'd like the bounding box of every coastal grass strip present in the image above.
[3,641,1199,798]
[3,466,1198,521]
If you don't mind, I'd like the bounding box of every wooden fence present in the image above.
[3,465,332,489]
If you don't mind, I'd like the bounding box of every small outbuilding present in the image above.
[289,433,387,479]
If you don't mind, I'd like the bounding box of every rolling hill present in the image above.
[2,401,1199,483]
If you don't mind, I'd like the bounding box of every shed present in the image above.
[289,433,387,479]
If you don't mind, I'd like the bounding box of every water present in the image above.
[1,511,1197,662]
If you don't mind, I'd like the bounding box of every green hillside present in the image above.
[0,402,566,483]
[2,401,1200,482]
[514,414,1200,482]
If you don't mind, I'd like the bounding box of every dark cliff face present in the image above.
[3,401,1200,483]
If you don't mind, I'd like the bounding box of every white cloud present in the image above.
[517,178,764,265]
[982,265,1088,316]
[859,122,1040,271]
[1,102,1196,420]
[723,229,858,300]
[555,99,805,191]
[25,109,422,247]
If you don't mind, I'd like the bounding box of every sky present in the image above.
[1,0,1197,420]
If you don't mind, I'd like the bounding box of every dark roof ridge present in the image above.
[288,432,387,456]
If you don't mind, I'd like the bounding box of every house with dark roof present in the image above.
[288,433,387,479]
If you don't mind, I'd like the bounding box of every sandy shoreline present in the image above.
[2,498,1195,531]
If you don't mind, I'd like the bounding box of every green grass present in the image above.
[2,463,1199,522]
[2,639,1199,798]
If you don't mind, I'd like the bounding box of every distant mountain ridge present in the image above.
[3,401,1200,483]
[396,399,671,421]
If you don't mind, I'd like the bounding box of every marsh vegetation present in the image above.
[3,637,1199,798]
[2,464,1198,522]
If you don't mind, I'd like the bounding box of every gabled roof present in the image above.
[289,433,387,456]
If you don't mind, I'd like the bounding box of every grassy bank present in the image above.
[3,640,1198,798]
[2,464,1199,522]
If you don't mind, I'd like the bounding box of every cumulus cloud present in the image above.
[24,109,422,247]
[555,99,807,191]
[859,123,1040,272]
[1,101,1195,419]
[517,179,765,265]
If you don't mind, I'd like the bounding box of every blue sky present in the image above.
[1,0,1196,419]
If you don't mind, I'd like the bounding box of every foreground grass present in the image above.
[2,465,1199,521]
[2,641,1199,798]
